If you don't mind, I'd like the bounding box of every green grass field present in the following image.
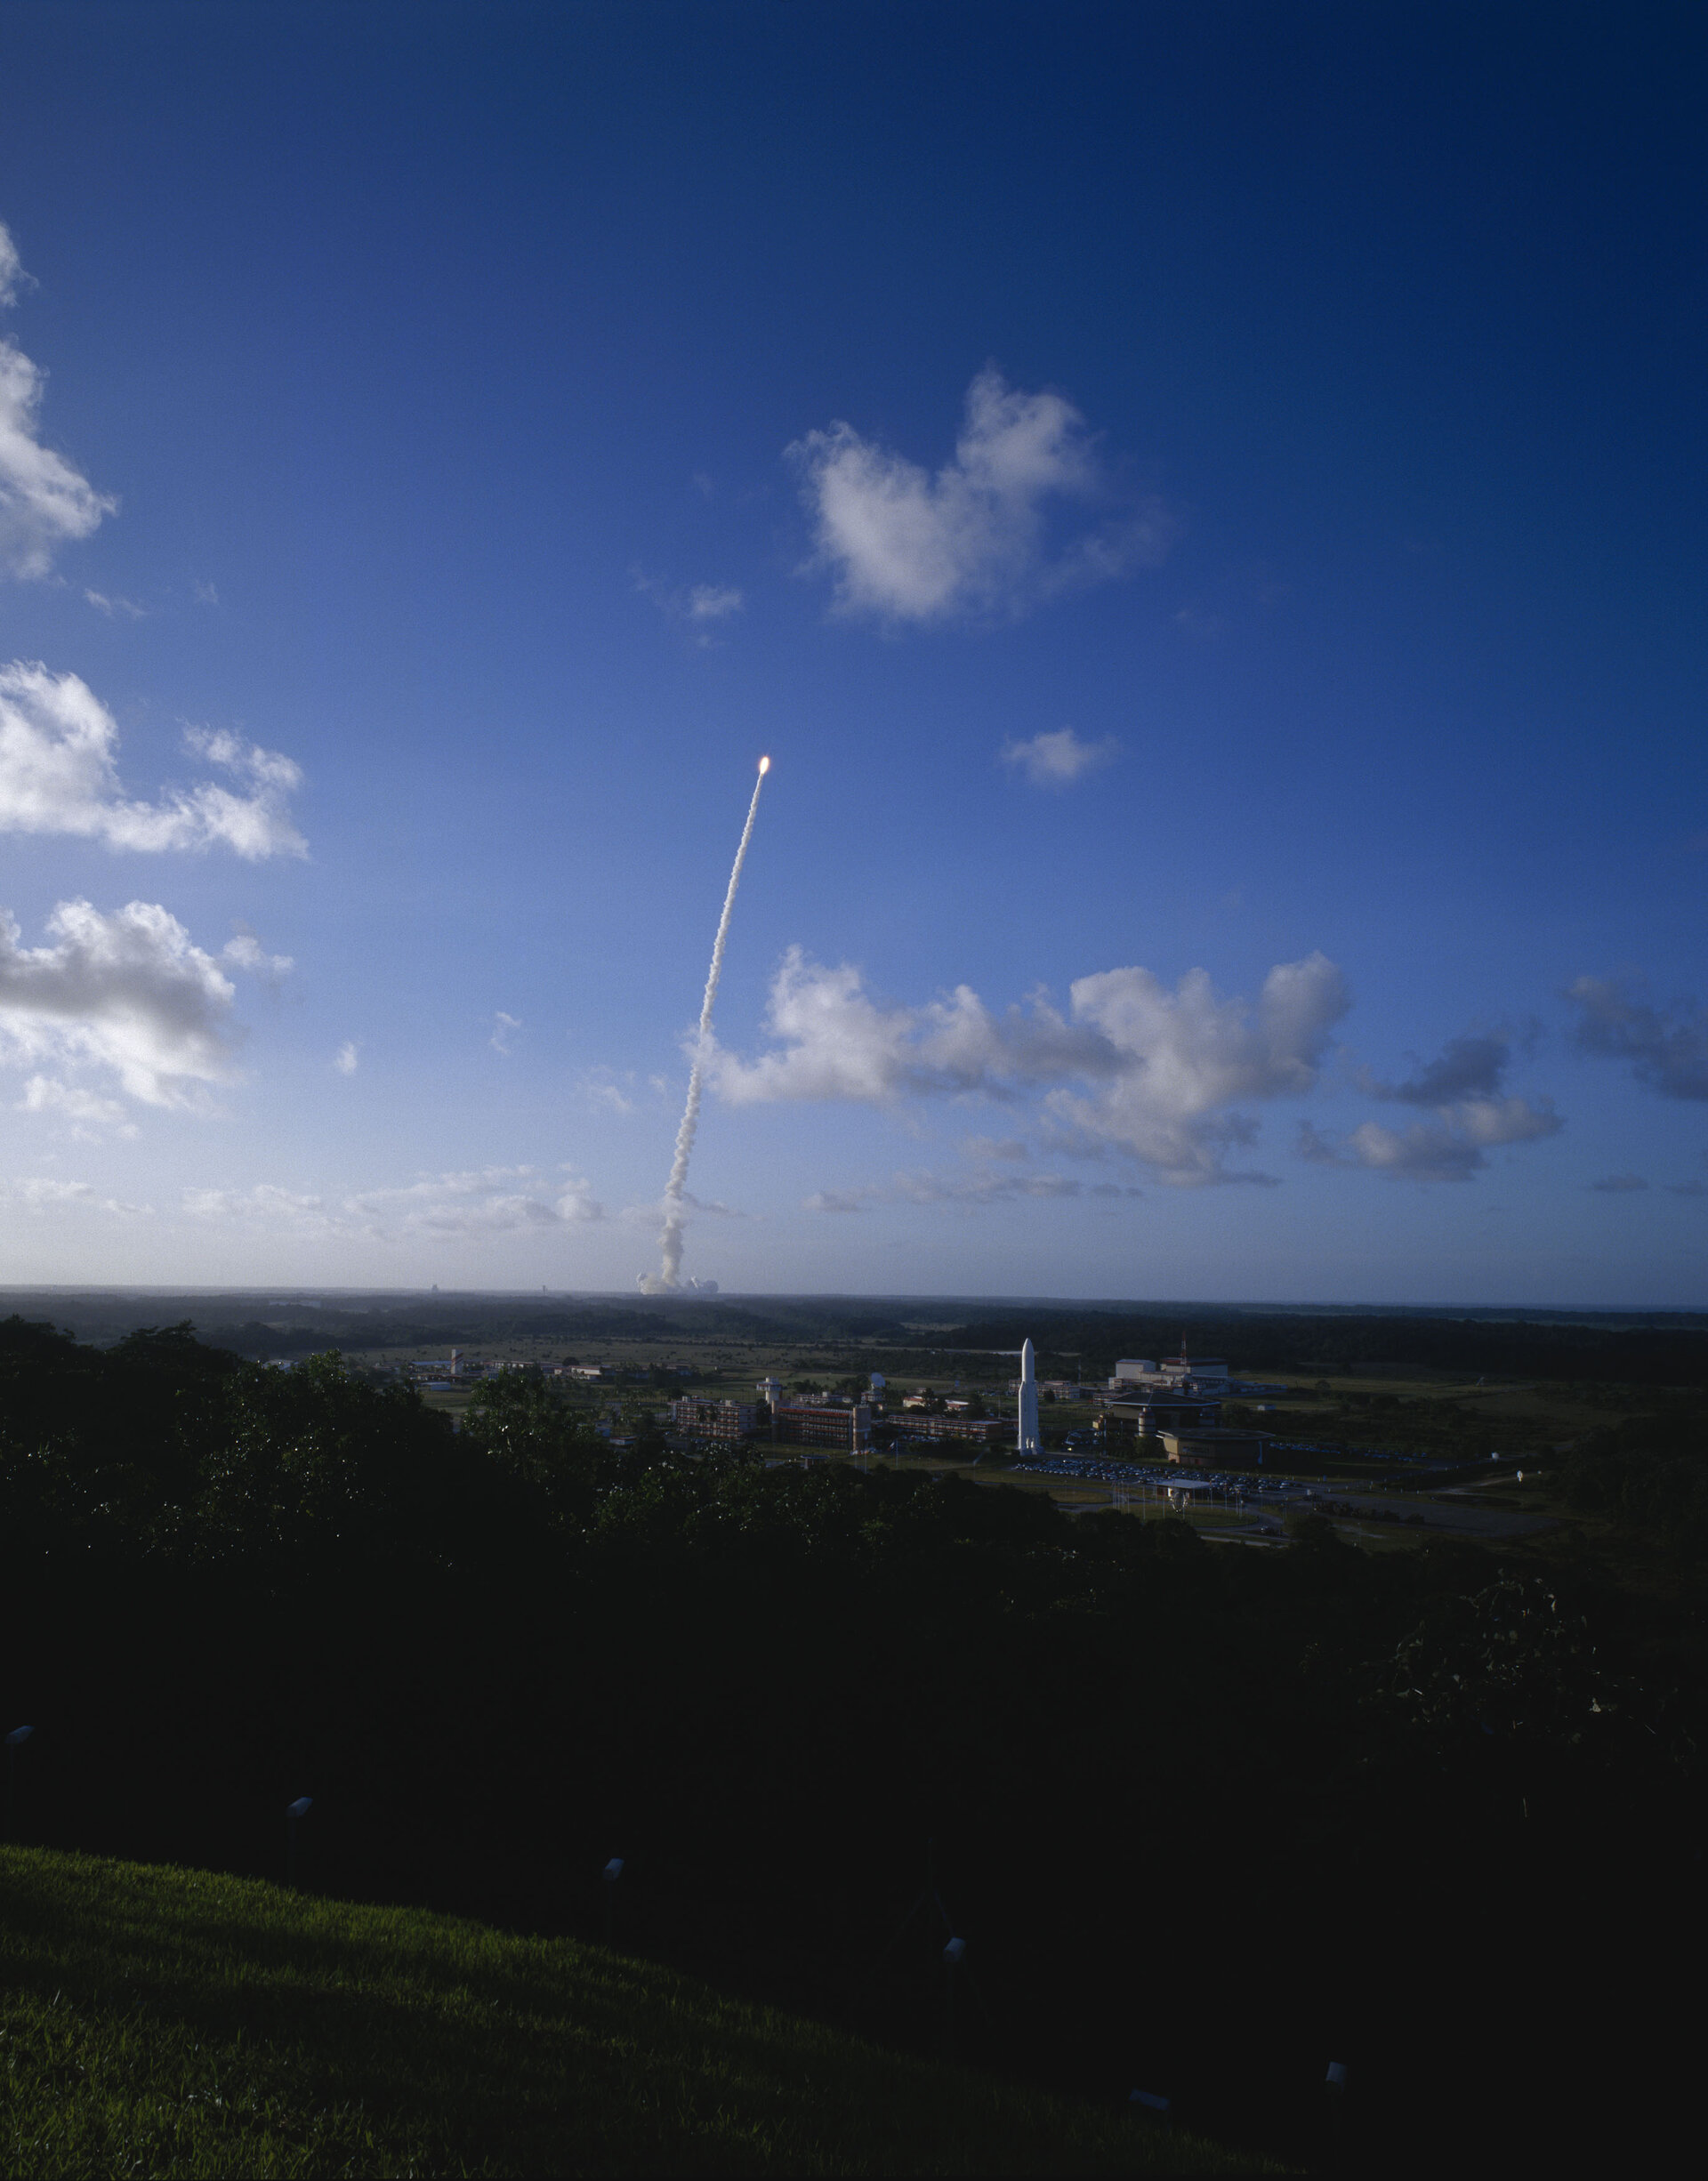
[0,1846,1269,2177]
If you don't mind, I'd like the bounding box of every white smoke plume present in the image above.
[639,757,769,1292]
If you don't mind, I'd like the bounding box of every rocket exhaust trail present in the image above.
[640,756,769,1294]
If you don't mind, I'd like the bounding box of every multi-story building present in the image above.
[892,1416,1008,1452]
[1101,1392,1224,1440]
[772,1400,872,1452]
[1108,1355,1232,1395]
[669,1396,760,1444]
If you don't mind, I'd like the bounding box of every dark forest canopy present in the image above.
[4,1287,1707,1386]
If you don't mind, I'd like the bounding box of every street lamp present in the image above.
[286,1797,312,1888]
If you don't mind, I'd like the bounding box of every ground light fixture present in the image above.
[286,1797,312,1888]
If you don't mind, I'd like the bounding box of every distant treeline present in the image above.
[3,1291,1704,1384]
[946,1310,1708,1388]
[184,1305,1708,1388]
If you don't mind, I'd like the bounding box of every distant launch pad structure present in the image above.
[639,756,770,1295]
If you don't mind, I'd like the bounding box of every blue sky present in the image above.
[0,0,1704,1303]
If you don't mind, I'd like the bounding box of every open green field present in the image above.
[0,1846,1265,2177]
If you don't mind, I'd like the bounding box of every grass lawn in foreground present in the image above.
[0,1846,1269,2177]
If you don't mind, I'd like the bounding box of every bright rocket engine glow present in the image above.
[639,756,769,1295]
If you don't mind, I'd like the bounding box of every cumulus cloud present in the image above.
[348,1166,603,1236]
[0,227,115,578]
[0,896,261,1106]
[999,727,1119,787]
[709,946,1113,1108]
[1043,954,1349,1182]
[1300,1093,1562,1183]
[1309,1026,1565,1180]
[16,1072,138,1138]
[0,664,306,857]
[1358,1030,1520,1105]
[1567,975,1708,1100]
[0,1173,151,1217]
[715,945,1347,1185]
[788,366,1168,624]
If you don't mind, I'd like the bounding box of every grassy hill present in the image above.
[0,1846,1267,2176]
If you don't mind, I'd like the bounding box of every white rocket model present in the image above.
[1017,1337,1041,1457]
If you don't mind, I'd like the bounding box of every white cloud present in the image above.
[16,1072,138,1139]
[183,1183,329,1226]
[999,727,1119,787]
[334,1041,359,1075]
[1300,1094,1562,1183]
[191,579,219,607]
[0,664,306,857]
[178,1164,608,1240]
[0,896,251,1106]
[1043,954,1349,1183]
[582,1066,668,1116]
[788,366,1168,624]
[222,932,294,983]
[345,1165,604,1237]
[0,223,28,309]
[490,1010,522,1054]
[0,226,115,577]
[709,946,1113,1110]
[633,569,745,647]
[686,583,744,621]
[0,1173,152,1217]
[715,945,1348,1185]
[85,589,145,620]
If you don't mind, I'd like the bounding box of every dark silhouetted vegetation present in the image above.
[1,1313,1702,2171]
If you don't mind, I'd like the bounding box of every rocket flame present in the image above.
[638,759,770,1294]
